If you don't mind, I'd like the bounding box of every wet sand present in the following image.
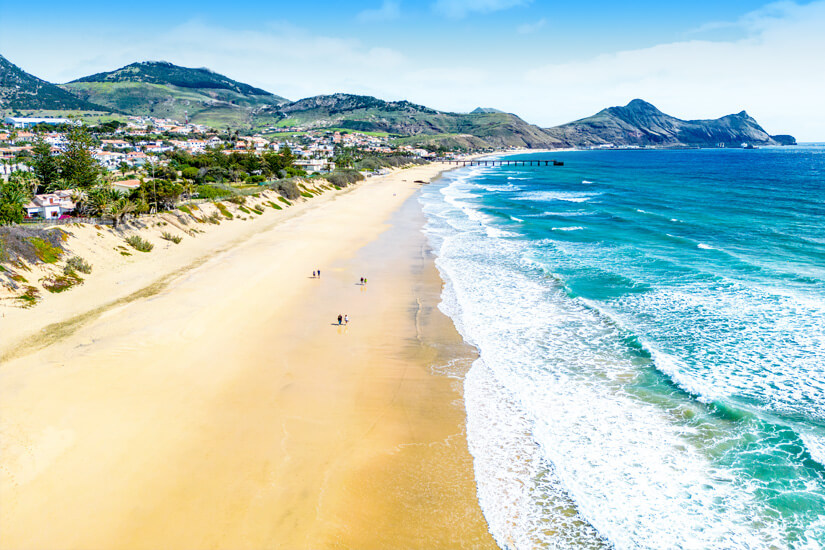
[0,166,498,549]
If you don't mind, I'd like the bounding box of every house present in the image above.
[101,139,132,150]
[24,190,76,219]
[94,150,126,170]
[112,179,141,194]
[125,151,149,166]
[295,159,334,173]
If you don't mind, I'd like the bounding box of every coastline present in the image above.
[0,163,498,549]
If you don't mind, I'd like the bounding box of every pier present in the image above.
[442,159,564,167]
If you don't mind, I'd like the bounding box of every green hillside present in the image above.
[274,94,567,149]
[0,54,109,112]
[62,61,288,128]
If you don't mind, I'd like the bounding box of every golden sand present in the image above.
[0,165,498,549]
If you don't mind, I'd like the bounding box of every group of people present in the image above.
[314,269,369,327]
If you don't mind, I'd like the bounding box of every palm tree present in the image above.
[108,196,136,229]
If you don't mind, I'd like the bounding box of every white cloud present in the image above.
[1,2,823,140]
[357,0,401,23]
[517,17,546,34]
[433,0,530,18]
[524,1,825,140]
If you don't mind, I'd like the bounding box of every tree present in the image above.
[132,179,183,212]
[8,170,37,197]
[30,137,60,192]
[0,178,29,225]
[61,126,100,189]
[180,166,199,181]
[107,196,136,228]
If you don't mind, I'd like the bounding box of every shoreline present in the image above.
[0,162,498,548]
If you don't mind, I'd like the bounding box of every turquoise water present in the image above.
[420,146,825,549]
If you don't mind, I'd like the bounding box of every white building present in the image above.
[294,159,334,173]
[24,190,76,219]
[4,117,72,129]
[112,179,141,194]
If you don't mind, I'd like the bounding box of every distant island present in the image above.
[1,54,796,149]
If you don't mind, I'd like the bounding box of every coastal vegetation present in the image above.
[161,231,183,244]
[65,255,92,274]
[125,235,153,252]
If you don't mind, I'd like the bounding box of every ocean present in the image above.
[419,146,825,549]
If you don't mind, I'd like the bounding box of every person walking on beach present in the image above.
[337,314,342,326]
[344,314,349,325]
[313,270,316,278]
[317,269,321,277]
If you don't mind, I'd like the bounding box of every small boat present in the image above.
[553,160,564,166]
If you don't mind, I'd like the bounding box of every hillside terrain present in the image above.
[2,56,796,149]
[62,61,288,128]
[0,54,108,112]
[544,99,796,147]
[274,93,566,149]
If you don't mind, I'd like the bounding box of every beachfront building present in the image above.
[4,117,72,129]
[24,190,76,219]
[294,158,334,173]
[112,179,141,194]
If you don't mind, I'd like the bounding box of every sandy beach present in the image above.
[0,164,498,549]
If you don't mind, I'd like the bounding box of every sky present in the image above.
[1,0,823,140]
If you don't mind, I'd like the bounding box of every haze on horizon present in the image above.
[1,0,823,141]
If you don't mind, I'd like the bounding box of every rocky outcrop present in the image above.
[543,99,794,148]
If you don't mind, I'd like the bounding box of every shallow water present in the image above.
[421,146,825,549]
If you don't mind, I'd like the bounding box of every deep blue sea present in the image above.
[420,146,825,549]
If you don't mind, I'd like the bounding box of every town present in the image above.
[0,115,451,223]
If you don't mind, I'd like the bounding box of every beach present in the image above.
[0,164,498,549]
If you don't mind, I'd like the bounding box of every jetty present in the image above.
[443,159,564,167]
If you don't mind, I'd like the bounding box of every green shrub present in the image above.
[161,232,183,244]
[326,170,365,187]
[125,235,153,252]
[300,192,313,199]
[65,256,92,274]
[178,205,192,215]
[267,201,282,210]
[238,206,251,214]
[215,202,234,220]
[196,185,232,200]
[27,237,63,263]
[267,179,300,200]
[205,212,222,224]
[17,285,40,306]
[228,195,246,205]
[278,196,292,206]
[42,273,83,293]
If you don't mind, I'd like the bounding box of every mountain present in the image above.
[472,107,505,114]
[62,61,288,128]
[544,99,795,147]
[0,54,109,112]
[274,93,566,149]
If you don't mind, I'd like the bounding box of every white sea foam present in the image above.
[698,243,716,250]
[419,178,799,549]
[514,191,598,203]
[552,226,584,231]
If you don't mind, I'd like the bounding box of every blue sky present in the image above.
[2,0,823,139]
